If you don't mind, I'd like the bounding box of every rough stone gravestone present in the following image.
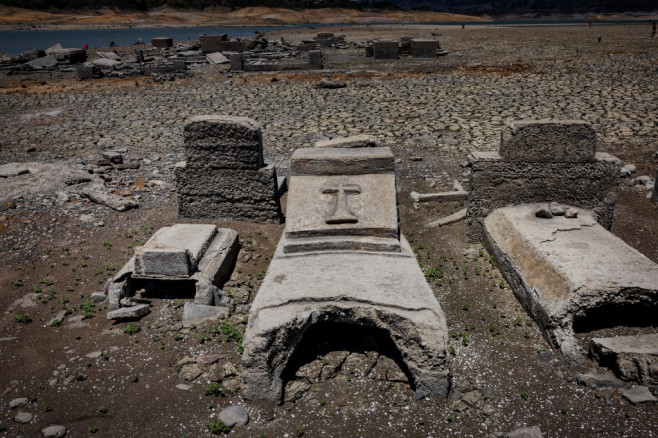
[411,39,439,58]
[176,115,283,223]
[199,34,229,53]
[152,37,173,48]
[241,145,450,403]
[373,40,399,59]
[466,120,621,242]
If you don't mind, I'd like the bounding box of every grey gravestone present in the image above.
[410,39,439,58]
[373,40,399,59]
[151,37,173,48]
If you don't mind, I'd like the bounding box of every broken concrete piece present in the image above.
[177,115,283,223]
[373,40,398,59]
[506,426,543,438]
[95,51,121,61]
[24,55,58,69]
[622,385,657,405]
[427,208,467,227]
[91,58,121,68]
[242,145,449,403]
[106,303,149,320]
[483,203,658,364]
[206,52,229,65]
[0,163,31,178]
[410,190,468,203]
[500,120,596,163]
[81,186,139,211]
[590,334,658,385]
[314,134,379,149]
[410,39,439,58]
[183,302,228,327]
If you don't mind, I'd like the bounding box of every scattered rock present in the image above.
[42,425,67,438]
[9,397,28,409]
[534,204,553,218]
[218,405,249,427]
[14,411,34,423]
[81,186,139,212]
[622,386,657,405]
[506,426,543,438]
[176,383,191,391]
[564,207,578,218]
[106,304,150,320]
[86,351,102,359]
[549,202,564,216]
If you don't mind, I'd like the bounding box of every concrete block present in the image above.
[411,39,438,58]
[290,146,395,176]
[500,120,597,163]
[590,334,658,385]
[308,50,322,70]
[76,65,95,79]
[183,302,229,327]
[152,37,173,48]
[314,134,378,149]
[200,34,228,53]
[107,303,150,320]
[229,53,243,71]
[373,40,398,60]
[483,203,658,364]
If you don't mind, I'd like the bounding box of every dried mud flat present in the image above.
[0,24,657,438]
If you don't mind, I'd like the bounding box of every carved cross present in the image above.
[321,183,362,224]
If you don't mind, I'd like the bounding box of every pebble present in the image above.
[622,386,657,405]
[176,383,192,391]
[86,351,103,359]
[218,405,249,428]
[42,425,67,438]
[9,397,28,409]
[535,204,553,219]
[14,411,34,423]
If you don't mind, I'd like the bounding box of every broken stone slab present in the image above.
[410,39,439,58]
[152,37,173,48]
[24,55,58,69]
[373,40,398,59]
[427,208,467,227]
[183,302,229,327]
[0,163,31,178]
[206,52,229,65]
[242,144,449,403]
[91,58,121,68]
[590,334,658,385]
[106,303,150,320]
[133,224,217,278]
[95,51,121,61]
[410,190,468,203]
[101,150,123,163]
[483,203,658,364]
[41,425,67,438]
[505,426,543,438]
[500,120,596,163]
[81,186,139,211]
[314,134,379,149]
[622,385,657,404]
[576,372,627,389]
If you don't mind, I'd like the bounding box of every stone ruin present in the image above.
[175,115,284,223]
[229,50,322,72]
[367,38,448,60]
[103,224,239,326]
[241,144,450,403]
[468,120,658,375]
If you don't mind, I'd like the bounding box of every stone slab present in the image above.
[466,151,621,242]
[0,163,31,178]
[133,224,217,278]
[622,385,657,404]
[483,203,658,364]
[199,35,228,53]
[290,146,394,176]
[411,190,468,203]
[500,120,596,163]
[106,303,149,320]
[314,134,379,149]
[410,39,438,58]
[80,186,139,212]
[152,37,173,48]
[206,52,229,65]
[590,334,658,385]
[373,40,398,59]
[183,302,229,327]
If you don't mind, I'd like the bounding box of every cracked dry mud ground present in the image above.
[0,24,657,437]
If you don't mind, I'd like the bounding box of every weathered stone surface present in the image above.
[410,191,467,203]
[373,40,398,59]
[483,204,658,364]
[500,120,596,163]
[199,35,229,53]
[427,208,466,227]
[590,334,658,385]
[242,144,449,403]
[9,397,28,409]
[25,55,58,69]
[308,50,322,70]
[81,186,139,212]
[466,151,621,242]
[314,134,378,149]
[506,426,543,438]
[206,52,229,65]
[42,425,67,438]
[106,303,150,320]
[622,385,657,404]
[0,163,31,178]
[229,53,243,71]
[182,302,229,327]
[151,37,173,48]
[410,39,438,58]
[133,224,217,278]
[177,115,282,223]
[91,58,121,68]
[14,411,34,423]
[218,405,249,427]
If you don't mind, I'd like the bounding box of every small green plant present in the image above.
[256,272,266,280]
[102,240,112,248]
[15,313,31,324]
[561,407,567,415]
[295,428,304,437]
[319,399,326,406]
[89,426,98,434]
[80,300,96,318]
[449,345,456,355]
[99,406,108,413]
[123,322,140,335]
[206,420,230,434]
[173,333,183,341]
[40,278,55,286]
[38,384,44,389]
[462,304,469,311]
[44,405,53,412]
[51,319,62,327]
[168,299,186,308]
[86,362,92,367]
[204,383,222,396]
[75,335,81,340]
[418,419,425,425]
[520,391,528,400]
[198,333,210,344]
[102,352,110,360]
[12,278,23,286]
[488,324,500,336]
[446,414,453,423]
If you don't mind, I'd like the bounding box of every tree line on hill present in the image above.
[1,0,655,14]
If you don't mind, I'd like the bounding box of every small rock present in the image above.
[42,425,67,438]
[197,354,224,366]
[106,304,149,320]
[506,426,543,438]
[620,164,636,177]
[86,351,102,359]
[14,411,34,423]
[9,397,28,409]
[622,386,657,405]
[91,292,107,303]
[218,405,249,428]
[549,202,564,216]
[535,204,553,219]
[564,208,578,218]
[178,364,202,381]
[176,383,191,391]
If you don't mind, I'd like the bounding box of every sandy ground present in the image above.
[0,23,656,438]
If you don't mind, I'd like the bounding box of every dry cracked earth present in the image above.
[0,24,657,438]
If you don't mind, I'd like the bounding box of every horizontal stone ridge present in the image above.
[283,235,401,253]
[290,146,395,175]
[183,115,261,145]
[500,120,596,163]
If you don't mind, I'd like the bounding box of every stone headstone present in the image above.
[152,37,173,48]
[308,50,322,70]
[373,40,398,60]
[410,39,439,58]
[200,35,228,53]
[242,144,450,403]
[176,115,282,223]
[229,53,243,71]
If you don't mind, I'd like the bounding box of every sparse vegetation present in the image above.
[123,322,140,334]
[14,313,31,324]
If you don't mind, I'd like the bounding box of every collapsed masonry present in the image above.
[242,144,450,403]
[469,120,658,374]
[176,115,284,223]
[367,37,448,59]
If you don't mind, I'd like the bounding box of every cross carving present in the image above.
[321,183,362,224]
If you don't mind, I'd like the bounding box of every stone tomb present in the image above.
[373,40,399,59]
[483,204,658,365]
[151,37,173,48]
[104,224,239,325]
[176,115,283,223]
[410,39,439,58]
[242,146,450,402]
[466,120,621,242]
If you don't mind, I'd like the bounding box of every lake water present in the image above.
[0,20,650,56]
[0,25,307,55]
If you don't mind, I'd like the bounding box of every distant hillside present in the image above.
[2,0,656,15]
